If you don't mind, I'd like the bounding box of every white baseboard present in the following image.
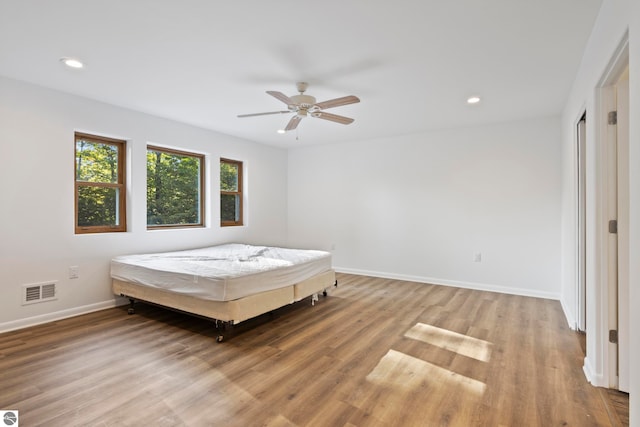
[0,299,127,334]
[560,297,578,330]
[334,267,561,300]
[583,356,605,387]
[1,270,561,334]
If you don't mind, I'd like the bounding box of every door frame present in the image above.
[584,35,629,389]
[576,113,587,332]
[615,67,629,393]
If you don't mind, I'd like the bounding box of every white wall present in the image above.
[288,117,562,299]
[0,76,288,331]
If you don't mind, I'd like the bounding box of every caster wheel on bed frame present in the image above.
[126,297,136,315]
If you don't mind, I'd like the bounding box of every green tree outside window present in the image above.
[75,133,126,233]
[220,158,243,226]
[147,146,204,228]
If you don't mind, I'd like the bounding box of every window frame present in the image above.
[74,132,127,234]
[220,157,244,227]
[146,145,205,230]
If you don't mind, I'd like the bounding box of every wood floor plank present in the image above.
[0,273,628,426]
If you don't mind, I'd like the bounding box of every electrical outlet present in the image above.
[473,253,482,263]
[69,266,79,279]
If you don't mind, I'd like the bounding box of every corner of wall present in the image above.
[559,297,578,330]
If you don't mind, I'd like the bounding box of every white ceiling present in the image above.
[0,1,602,148]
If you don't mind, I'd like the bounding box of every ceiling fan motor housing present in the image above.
[290,94,317,110]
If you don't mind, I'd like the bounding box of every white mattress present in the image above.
[110,243,332,301]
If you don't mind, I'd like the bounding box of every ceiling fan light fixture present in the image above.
[60,57,84,69]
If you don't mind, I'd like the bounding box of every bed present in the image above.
[111,243,336,341]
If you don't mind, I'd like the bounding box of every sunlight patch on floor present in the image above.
[366,349,486,396]
[404,323,493,362]
[162,359,260,423]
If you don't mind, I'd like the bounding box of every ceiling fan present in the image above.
[237,82,360,131]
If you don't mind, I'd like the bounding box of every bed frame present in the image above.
[113,269,336,342]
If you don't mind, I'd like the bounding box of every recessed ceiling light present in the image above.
[277,129,286,134]
[60,57,84,69]
[467,96,481,104]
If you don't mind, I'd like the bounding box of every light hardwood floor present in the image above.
[0,273,628,426]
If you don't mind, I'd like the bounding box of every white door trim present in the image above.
[576,115,587,332]
[616,67,630,393]
[583,34,628,389]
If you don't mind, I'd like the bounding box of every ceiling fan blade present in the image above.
[267,91,294,105]
[285,115,302,131]
[315,112,355,125]
[237,111,291,118]
[314,95,360,110]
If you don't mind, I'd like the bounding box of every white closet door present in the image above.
[616,69,629,393]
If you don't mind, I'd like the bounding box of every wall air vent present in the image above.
[22,281,58,305]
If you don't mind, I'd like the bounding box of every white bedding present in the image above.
[110,243,332,301]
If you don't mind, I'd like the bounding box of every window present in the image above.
[147,146,204,229]
[220,158,243,226]
[75,133,126,234]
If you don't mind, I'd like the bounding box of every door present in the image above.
[615,67,629,393]
[588,36,628,392]
[605,82,618,389]
[605,66,629,392]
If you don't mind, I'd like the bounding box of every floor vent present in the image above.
[22,281,58,305]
